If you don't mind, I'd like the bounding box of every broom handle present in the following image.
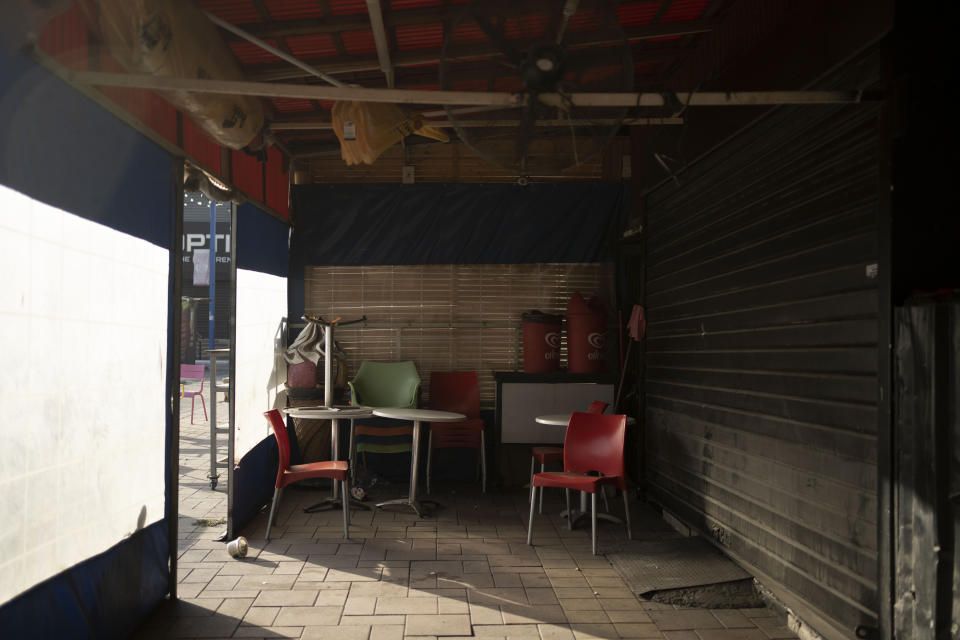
[614,339,634,411]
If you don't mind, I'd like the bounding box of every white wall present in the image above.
[233,268,287,459]
[0,185,168,604]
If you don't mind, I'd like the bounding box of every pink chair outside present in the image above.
[180,364,207,424]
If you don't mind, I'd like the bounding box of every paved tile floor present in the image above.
[134,389,797,640]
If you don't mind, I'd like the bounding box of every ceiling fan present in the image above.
[438,0,634,177]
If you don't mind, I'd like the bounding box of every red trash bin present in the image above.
[522,311,562,373]
[566,293,606,373]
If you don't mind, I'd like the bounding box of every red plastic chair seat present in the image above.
[280,460,349,488]
[531,446,563,464]
[264,409,350,541]
[532,471,624,493]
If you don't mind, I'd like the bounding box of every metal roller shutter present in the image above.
[642,102,881,636]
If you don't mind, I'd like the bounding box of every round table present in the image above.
[283,405,374,512]
[534,412,636,526]
[535,413,637,426]
[371,408,466,517]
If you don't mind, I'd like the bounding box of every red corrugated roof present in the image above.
[37,4,88,70]
[504,15,548,41]
[263,0,327,20]
[661,0,710,22]
[197,0,261,24]
[272,98,316,113]
[229,39,282,64]
[449,22,488,46]
[340,29,377,55]
[327,0,368,16]
[617,1,661,27]
[285,34,339,59]
[395,23,444,50]
[566,8,606,33]
[389,0,443,9]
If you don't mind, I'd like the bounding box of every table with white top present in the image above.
[371,407,466,517]
[534,412,636,526]
[283,405,375,512]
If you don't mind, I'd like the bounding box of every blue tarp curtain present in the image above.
[232,202,291,535]
[0,45,172,248]
[290,182,628,267]
[0,44,173,639]
[237,202,289,276]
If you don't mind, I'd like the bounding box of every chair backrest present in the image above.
[587,400,608,414]
[428,371,480,419]
[349,361,421,408]
[181,364,205,387]
[563,412,626,479]
[264,409,291,487]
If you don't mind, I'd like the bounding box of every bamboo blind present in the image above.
[304,263,614,408]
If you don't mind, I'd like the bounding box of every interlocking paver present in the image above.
[376,596,440,614]
[303,624,372,640]
[252,589,318,606]
[273,605,343,626]
[710,610,755,629]
[136,397,799,640]
[613,622,662,638]
[405,613,472,636]
[695,629,769,640]
[648,610,724,631]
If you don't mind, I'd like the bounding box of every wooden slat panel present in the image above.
[305,263,614,407]
[303,137,631,183]
[642,103,881,635]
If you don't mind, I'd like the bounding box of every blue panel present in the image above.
[237,202,290,276]
[233,435,279,533]
[290,183,628,267]
[0,521,169,640]
[0,44,172,248]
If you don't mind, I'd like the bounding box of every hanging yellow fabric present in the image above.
[331,101,448,165]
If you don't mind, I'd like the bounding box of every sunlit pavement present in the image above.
[133,386,797,640]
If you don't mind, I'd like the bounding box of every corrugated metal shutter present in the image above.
[305,263,614,408]
[642,102,881,635]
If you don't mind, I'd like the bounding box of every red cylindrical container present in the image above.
[522,311,562,373]
[566,293,606,373]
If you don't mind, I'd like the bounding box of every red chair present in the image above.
[180,364,207,424]
[527,412,631,555]
[530,400,608,513]
[264,409,350,541]
[425,371,486,494]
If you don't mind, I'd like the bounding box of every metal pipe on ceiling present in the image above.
[202,9,346,88]
[365,0,395,88]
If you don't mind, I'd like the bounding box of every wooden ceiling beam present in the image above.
[68,71,870,107]
[270,117,684,130]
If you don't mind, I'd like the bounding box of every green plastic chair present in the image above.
[348,360,421,409]
[348,361,421,470]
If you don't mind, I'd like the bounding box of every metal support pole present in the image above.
[208,201,216,352]
[208,349,218,489]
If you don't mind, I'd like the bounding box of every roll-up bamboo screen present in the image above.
[304,263,614,408]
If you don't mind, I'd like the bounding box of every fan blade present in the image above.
[515,99,538,170]
[556,0,580,44]
[470,10,523,68]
